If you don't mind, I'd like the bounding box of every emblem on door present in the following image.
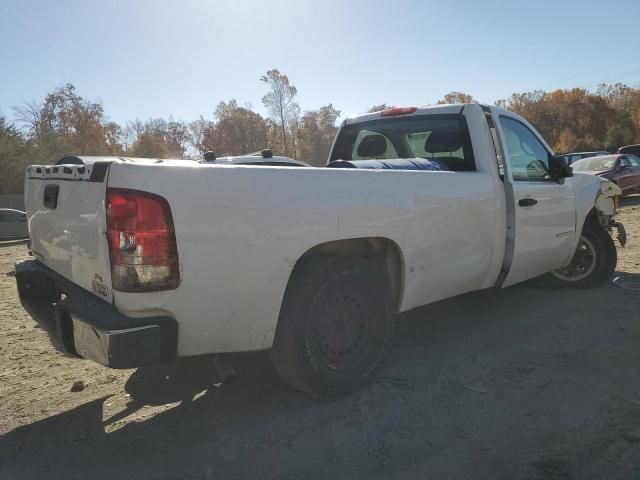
[555,230,573,239]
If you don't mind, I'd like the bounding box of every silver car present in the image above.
[0,208,28,240]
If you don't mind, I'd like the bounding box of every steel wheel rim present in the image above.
[551,235,597,282]
[316,288,375,371]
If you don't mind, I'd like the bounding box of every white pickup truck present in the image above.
[16,103,625,396]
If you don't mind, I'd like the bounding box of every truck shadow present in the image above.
[2,280,639,479]
[104,352,291,426]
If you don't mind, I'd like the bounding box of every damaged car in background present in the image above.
[571,154,640,197]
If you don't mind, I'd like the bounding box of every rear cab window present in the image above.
[330,114,476,171]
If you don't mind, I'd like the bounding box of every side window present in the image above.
[483,111,505,177]
[620,157,631,167]
[499,116,551,181]
[490,128,505,176]
[628,155,640,167]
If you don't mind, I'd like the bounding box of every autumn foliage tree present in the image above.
[205,100,268,156]
[13,83,121,159]
[130,132,171,158]
[496,85,640,152]
[296,104,341,166]
[0,115,33,194]
[437,92,478,104]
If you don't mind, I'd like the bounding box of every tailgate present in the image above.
[24,161,114,303]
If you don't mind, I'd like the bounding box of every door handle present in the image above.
[518,198,538,207]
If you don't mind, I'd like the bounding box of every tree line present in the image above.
[2,69,640,193]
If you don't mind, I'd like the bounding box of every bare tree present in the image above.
[122,119,144,152]
[12,100,44,137]
[260,69,299,155]
[367,104,394,113]
[188,115,215,155]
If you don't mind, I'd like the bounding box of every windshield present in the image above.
[571,156,617,172]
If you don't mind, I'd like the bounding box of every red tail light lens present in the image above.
[107,188,180,292]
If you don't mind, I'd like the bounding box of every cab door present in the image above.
[616,157,633,194]
[617,156,640,195]
[494,113,577,287]
[628,156,640,194]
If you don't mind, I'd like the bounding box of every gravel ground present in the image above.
[1,196,639,480]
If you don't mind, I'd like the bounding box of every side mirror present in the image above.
[548,155,573,180]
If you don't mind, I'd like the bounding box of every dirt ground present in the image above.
[1,197,640,480]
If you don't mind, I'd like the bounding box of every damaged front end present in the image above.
[594,180,626,247]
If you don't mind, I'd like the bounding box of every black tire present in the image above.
[536,220,617,289]
[271,254,394,397]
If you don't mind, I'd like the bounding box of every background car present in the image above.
[618,144,640,157]
[0,208,28,240]
[200,149,310,167]
[571,154,640,196]
[557,151,609,165]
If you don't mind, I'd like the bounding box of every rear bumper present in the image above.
[15,259,177,369]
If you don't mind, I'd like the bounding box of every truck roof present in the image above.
[344,103,516,125]
[344,103,467,125]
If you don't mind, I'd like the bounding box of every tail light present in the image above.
[380,107,417,117]
[107,188,180,292]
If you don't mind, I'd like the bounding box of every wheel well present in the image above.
[586,207,598,222]
[586,206,608,229]
[293,238,404,311]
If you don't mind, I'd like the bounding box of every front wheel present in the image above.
[537,220,617,289]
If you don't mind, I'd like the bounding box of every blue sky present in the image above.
[1,0,639,125]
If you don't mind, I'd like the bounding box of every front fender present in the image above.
[570,173,621,255]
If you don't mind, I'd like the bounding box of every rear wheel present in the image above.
[271,254,394,397]
[537,220,617,289]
